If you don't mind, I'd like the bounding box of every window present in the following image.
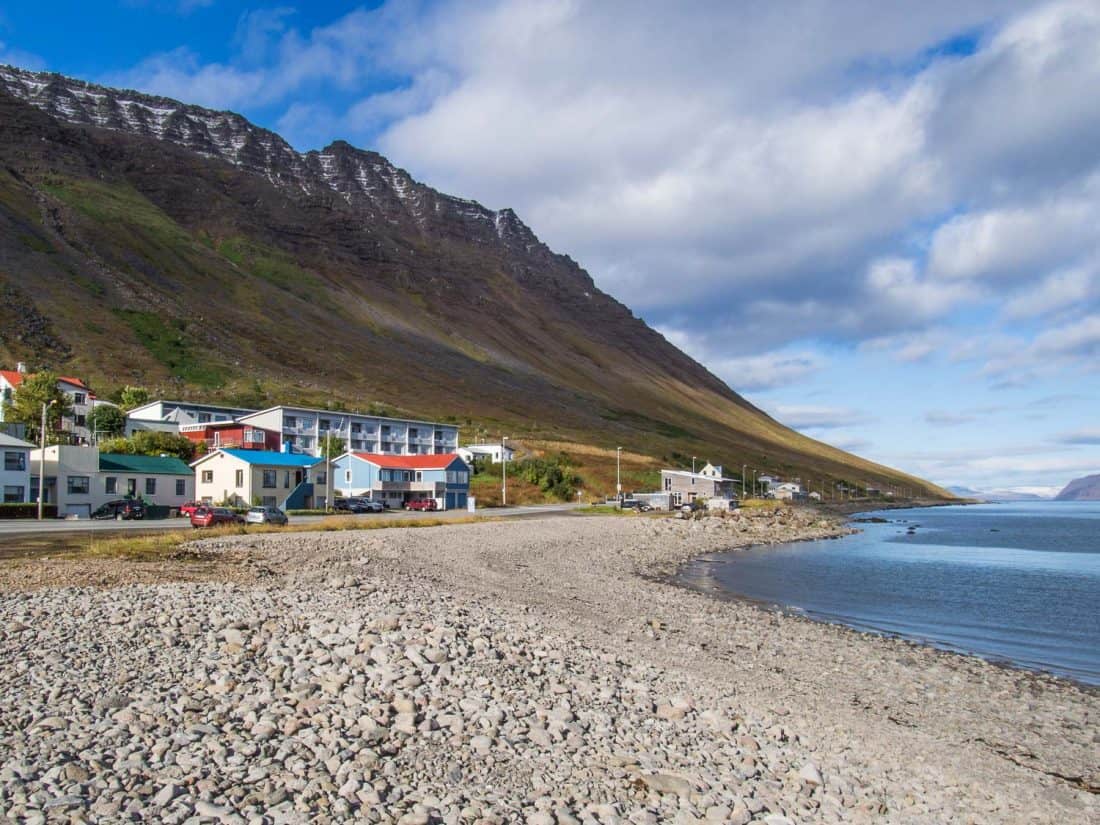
[246,429,265,443]
[262,470,277,488]
[345,469,352,483]
[262,496,277,507]
[320,419,331,430]
[214,415,228,422]
[285,416,297,428]
[414,471,423,482]
[3,451,25,472]
[175,479,186,496]
[663,477,671,491]
[283,472,291,489]
[105,477,117,495]
[67,476,90,495]
[351,423,361,433]
[72,392,86,405]
[127,479,137,497]
[235,469,244,488]
[145,478,156,495]
[315,472,327,485]
[299,437,312,449]
[3,486,24,503]
[198,413,211,423]
[409,428,418,438]
[202,470,213,484]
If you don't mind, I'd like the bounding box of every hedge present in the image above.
[0,503,58,519]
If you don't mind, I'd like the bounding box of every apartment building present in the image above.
[236,406,459,458]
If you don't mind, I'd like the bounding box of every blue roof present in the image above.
[217,449,322,467]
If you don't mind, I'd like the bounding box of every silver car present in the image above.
[246,506,288,526]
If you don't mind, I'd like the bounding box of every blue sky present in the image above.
[2,0,1098,493]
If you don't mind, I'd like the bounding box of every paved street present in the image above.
[0,502,583,539]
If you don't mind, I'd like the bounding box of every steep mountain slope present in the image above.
[0,65,947,496]
[1055,475,1100,501]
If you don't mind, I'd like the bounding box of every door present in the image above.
[295,470,303,485]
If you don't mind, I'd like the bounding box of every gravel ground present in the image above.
[0,508,1096,824]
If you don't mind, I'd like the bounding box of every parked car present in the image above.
[405,498,438,511]
[350,497,385,513]
[91,499,145,521]
[620,498,653,512]
[178,501,203,518]
[333,498,358,513]
[246,506,288,526]
[190,506,245,528]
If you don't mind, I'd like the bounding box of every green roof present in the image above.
[99,453,193,475]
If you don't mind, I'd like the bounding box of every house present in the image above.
[125,400,259,436]
[97,454,194,509]
[0,432,35,503]
[236,406,460,458]
[0,363,108,444]
[697,462,724,479]
[457,443,515,465]
[28,446,193,517]
[191,449,327,510]
[660,468,738,505]
[331,452,471,510]
[179,421,280,452]
[773,482,807,501]
[757,474,778,492]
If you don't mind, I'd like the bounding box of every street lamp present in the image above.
[616,446,622,501]
[37,399,57,520]
[692,455,696,474]
[742,464,748,499]
[501,436,509,506]
[752,469,757,499]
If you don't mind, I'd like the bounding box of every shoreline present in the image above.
[1,509,1097,822]
[667,513,1100,694]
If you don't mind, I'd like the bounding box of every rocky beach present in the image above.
[1,508,1096,824]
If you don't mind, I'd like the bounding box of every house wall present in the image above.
[194,452,326,508]
[332,456,470,509]
[29,446,100,517]
[1,446,30,503]
[97,470,193,509]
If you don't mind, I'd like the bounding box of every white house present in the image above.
[29,445,194,517]
[457,443,515,465]
[0,432,34,503]
[772,482,807,501]
[191,449,327,510]
[236,406,460,458]
[0,364,107,444]
[125,400,258,436]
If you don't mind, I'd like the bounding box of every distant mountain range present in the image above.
[945,485,1051,502]
[0,64,947,496]
[1054,474,1100,501]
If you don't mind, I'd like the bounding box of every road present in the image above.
[0,502,583,538]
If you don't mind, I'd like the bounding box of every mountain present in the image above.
[1055,474,1100,501]
[946,485,1050,502]
[0,65,947,496]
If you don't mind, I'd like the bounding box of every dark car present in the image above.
[334,498,358,513]
[190,506,245,528]
[349,497,385,513]
[92,499,145,520]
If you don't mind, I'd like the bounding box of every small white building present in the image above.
[457,443,515,465]
[0,432,34,503]
[191,449,327,510]
[773,482,808,501]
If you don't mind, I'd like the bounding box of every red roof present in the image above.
[352,452,464,470]
[0,370,88,390]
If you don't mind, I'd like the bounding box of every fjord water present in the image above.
[682,502,1100,685]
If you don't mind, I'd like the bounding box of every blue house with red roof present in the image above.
[331,452,471,510]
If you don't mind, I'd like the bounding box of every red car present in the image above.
[405,498,438,511]
[190,506,245,528]
[179,501,203,518]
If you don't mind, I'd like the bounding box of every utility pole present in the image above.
[692,455,696,474]
[616,446,622,501]
[501,436,509,506]
[37,400,56,520]
[752,469,757,499]
[742,464,748,499]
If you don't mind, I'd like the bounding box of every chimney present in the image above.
[16,362,26,373]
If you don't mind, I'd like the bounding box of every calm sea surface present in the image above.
[679,502,1100,685]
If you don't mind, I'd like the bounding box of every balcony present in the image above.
[379,481,443,493]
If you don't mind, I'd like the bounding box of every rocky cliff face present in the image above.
[0,64,945,496]
[1055,474,1100,501]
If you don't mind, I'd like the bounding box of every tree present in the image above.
[118,385,151,412]
[6,371,73,444]
[87,405,125,440]
[99,430,196,461]
[320,433,346,458]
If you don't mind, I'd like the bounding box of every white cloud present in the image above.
[1055,428,1100,445]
